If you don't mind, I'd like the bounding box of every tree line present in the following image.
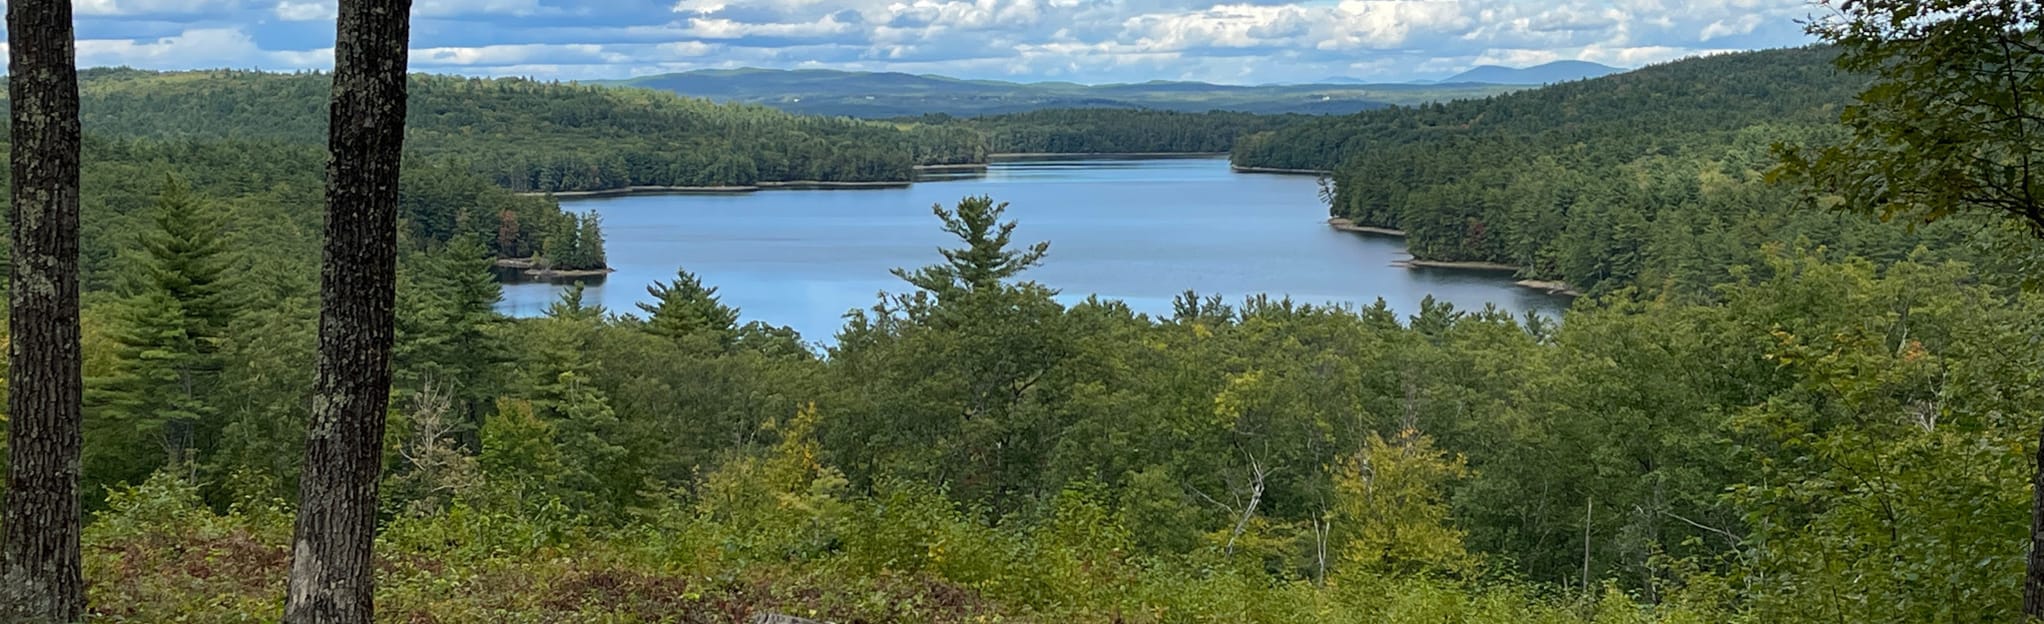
[8,2,2044,623]
[907,109,1314,154]
[35,69,1316,196]
[1222,47,1984,296]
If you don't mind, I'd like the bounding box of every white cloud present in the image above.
[76,0,240,17]
[272,0,334,21]
[78,27,327,69]
[43,0,1823,83]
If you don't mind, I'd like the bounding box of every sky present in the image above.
[2,0,1822,84]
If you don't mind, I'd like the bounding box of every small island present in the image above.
[496,208,612,279]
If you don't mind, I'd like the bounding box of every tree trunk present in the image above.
[2026,423,2044,620]
[1,0,85,620]
[281,0,412,622]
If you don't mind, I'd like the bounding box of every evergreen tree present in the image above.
[544,281,605,322]
[393,236,504,432]
[892,195,1049,299]
[573,211,607,271]
[92,178,237,473]
[638,268,740,348]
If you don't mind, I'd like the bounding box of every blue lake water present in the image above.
[497,157,1566,339]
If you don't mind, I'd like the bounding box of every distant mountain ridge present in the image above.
[587,68,1522,118]
[1438,61,1625,84]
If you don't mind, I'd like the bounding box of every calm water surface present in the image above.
[499,158,1566,339]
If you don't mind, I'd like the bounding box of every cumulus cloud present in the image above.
[12,0,1820,82]
[78,27,328,69]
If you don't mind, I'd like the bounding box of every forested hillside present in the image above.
[46,70,1319,194]
[50,68,988,192]
[910,109,1311,154]
[593,67,1520,117]
[5,17,2043,621]
[34,188,2044,623]
[1229,47,1937,296]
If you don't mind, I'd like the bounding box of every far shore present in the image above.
[913,163,990,172]
[990,151,1226,160]
[522,153,1252,201]
[1233,165,1331,175]
[522,179,912,200]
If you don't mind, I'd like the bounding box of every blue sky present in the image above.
[9,0,1819,83]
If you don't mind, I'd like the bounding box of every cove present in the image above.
[497,157,1567,340]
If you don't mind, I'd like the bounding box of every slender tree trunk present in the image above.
[282,0,412,622]
[2026,424,2044,620]
[1,0,85,620]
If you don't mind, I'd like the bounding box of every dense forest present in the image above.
[41,69,1312,195]
[6,6,2044,621]
[1222,47,2006,297]
[594,67,1521,117]
[908,109,1311,155]
[53,68,987,192]
[20,183,2041,622]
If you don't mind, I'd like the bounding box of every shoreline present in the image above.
[494,257,616,279]
[523,179,913,199]
[913,163,989,172]
[1327,218,1407,237]
[1233,165,1331,175]
[1394,259,1522,272]
[990,151,1226,160]
[524,153,1243,201]
[1328,219,1580,298]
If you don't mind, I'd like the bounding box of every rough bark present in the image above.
[281,0,413,622]
[1,0,85,620]
[2027,423,2044,620]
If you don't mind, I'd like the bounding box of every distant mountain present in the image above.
[587,68,1522,118]
[1440,61,1625,85]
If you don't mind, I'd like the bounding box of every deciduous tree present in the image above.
[2,0,85,619]
[283,0,413,621]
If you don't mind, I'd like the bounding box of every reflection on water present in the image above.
[499,157,1566,341]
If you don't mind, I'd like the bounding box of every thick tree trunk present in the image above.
[1,0,85,621]
[281,0,412,622]
[2026,423,2044,620]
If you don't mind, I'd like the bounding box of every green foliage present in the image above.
[50,69,986,192]
[14,43,2044,623]
[1329,429,1475,579]
[1227,48,2021,297]
[1777,1,2044,233]
[891,195,1051,298]
[538,210,608,271]
[86,178,240,491]
[910,109,1312,154]
[637,267,743,350]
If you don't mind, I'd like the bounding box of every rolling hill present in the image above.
[1438,60,1625,84]
[588,68,1521,117]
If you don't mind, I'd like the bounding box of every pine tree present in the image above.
[638,268,740,348]
[392,237,503,432]
[573,211,607,271]
[891,195,1049,299]
[92,178,238,472]
[544,281,605,322]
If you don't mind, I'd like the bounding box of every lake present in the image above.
[498,157,1567,339]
